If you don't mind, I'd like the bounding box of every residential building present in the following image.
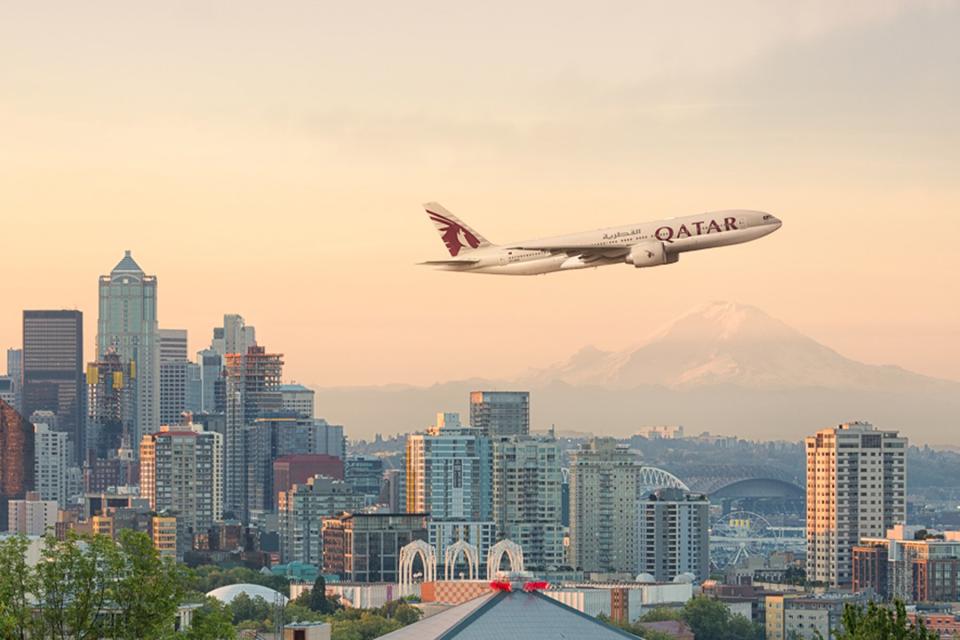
[492,435,564,570]
[854,525,960,603]
[345,456,385,505]
[765,594,861,640]
[469,391,529,438]
[140,423,223,534]
[33,421,68,507]
[224,345,283,518]
[405,417,492,521]
[637,488,710,582]
[7,493,57,535]
[280,384,315,419]
[150,514,179,560]
[0,377,15,410]
[278,475,363,565]
[806,422,907,588]
[380,468,405,513]
[569,438,641,573]
[321,512,429,583]
[22,310,84,463]
[96,252,160,453]
[0,399,34,531]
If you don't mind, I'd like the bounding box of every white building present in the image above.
[281,384,315,419]
[278,475,364,565]
[33,422,68,507]
[7,493,57,536]
[806,421,907,588]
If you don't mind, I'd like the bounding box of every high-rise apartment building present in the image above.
[0,399,35,531]
[806,421,907,588]
[854,525,960,603]
[22,310,84,463]
[405,418,492,521]
[492,435,564,570]
[196,348,222,414]
[380,468,405,513]
[278,475,363,565]
[469,391,529,438]
[33,421,69,507]
[637,488,710,582]
[224,345,282,518]
[140,423,223,535]
[280,384,315,419]
[569,438,641,573]
[96,252,160,452]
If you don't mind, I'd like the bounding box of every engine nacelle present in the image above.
[626,242,674,268]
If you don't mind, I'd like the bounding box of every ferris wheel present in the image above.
[709,510,784,569]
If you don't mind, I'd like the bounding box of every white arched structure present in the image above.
[399,539,437,589]
[486,539,524,578]
[638,466,689,493]
[444,539,480,581]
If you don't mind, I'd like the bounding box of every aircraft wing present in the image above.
[510,244,630,259]
[419,259,481,266]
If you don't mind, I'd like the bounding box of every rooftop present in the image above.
[111,250,144,274]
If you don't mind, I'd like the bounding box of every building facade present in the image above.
[345,456,385,506]
[569,438,641,573]
[159,328,190,427]
[280,384,315,419]
[0,399,35,531]
[7,493,57,535]
[96,252,160,452]
[637,488,710,582]
[22,310,84,463]
[469,391,529,438]
[855,525,960,603]
[405,422,492,521]
[321,513,429,583]
[278,475,363,565]
[140,424,223,535]
[33,421,68,507]
[806,422,907,588]
[492,435,564,570]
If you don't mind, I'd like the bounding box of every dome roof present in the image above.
[673,572,696,584]
[635,573,656,583]
[206,583,288,606]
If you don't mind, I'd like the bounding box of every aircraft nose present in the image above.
[770,216,782,230]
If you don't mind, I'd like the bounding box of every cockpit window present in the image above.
[762,214,773,220]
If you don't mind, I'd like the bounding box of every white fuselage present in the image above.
[436,210,781,275]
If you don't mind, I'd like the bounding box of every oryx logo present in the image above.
[428,210,481,256]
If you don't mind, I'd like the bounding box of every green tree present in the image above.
[183,598,237,640]
[227,593,273,626]
[832,601,937,640]
[307,574,338,614]
[681,596,763,640]
[0,535,34,640]
[639,607,683,623]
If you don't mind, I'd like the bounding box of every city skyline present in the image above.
[1,2,959,388]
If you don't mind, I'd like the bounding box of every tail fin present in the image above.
[423,202,492,257]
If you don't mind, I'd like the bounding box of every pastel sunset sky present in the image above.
[1,1,958,386]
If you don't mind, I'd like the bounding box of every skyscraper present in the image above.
[278,475,363,565]
[159,328,189,426]
[638,488,710,582]
[223,345,282,518]
[196,348,222,414]
[96,251,159,452]
[0,399,35,531]
[569,438,641,573]
[492,435,564,571]
[469,391,529,438]
[5,348,22,411]
[22,310,84,463]
[806,421,907,588]
[85,350,136,457]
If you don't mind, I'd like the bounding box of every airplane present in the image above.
[420,202,781,275]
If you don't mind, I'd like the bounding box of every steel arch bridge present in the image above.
[638,466,689,492]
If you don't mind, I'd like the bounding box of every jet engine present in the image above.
[625,242,674,268]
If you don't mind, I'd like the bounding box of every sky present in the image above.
[1,1,958,387]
